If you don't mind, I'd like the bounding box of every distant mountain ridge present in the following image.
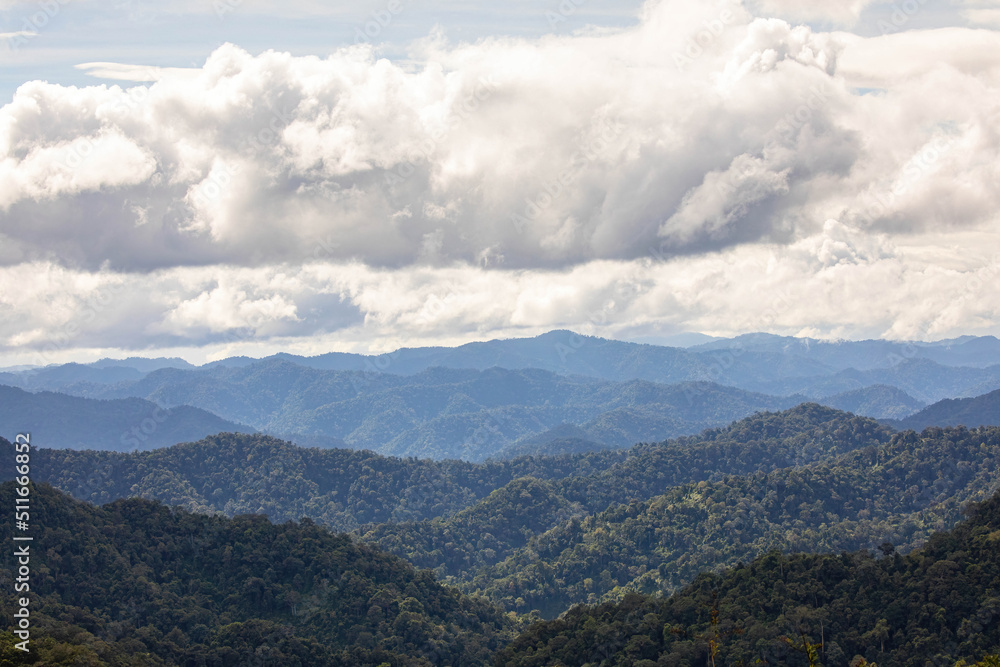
[892,388,1000,431]
[3,365,807,460]
[818,384,926,420]
[4,330,999,458]
[0,384,254,451]
[7,330,1000,395]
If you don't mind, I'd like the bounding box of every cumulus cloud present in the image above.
[2,227,998,366]
[1,0,999,361]
[2,3,996,272]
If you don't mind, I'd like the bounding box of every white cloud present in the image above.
[2,227,998,366]
[1,0,1000,361]
[965,9,1000,25]
[75,62,200,82]
[0,130,157,208]
[954,1,1000,27]
[838,27,1000,85]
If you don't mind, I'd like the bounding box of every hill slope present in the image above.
[0,385,254,451]
[817,383,925,419]
[0,433,632,529]
[1,405,889,533]
[0,482,514,666]
[464,424,1000,617]
[895,388,1000,431]
[497,483,1000,667]
[4,364,801,460]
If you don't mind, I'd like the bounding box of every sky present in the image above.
[1,0,999,366]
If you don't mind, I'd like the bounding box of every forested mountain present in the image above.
[0,385,254,451]
[818,384,925,420]
[0,433,633,530]
[0,406,889,533]
[0,482,515,666]
[496,423,612,459]
[2,365,802,460]
[894,388,1000,431]
[459,425,1000,617]
[496,483,1000,667]
[759,358,1000,404]
[361,406,897,590]
[4,331,999,460]
[6,330,1000,411]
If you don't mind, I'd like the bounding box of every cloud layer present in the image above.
[1,0,999,362]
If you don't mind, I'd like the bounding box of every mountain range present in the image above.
[9,404,1000,621]
[4,404,1000,664]
[0,384,254,452]
[6,328,1000,458]
[7,331,1000,397]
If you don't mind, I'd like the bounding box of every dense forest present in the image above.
[0,482,515,666]
[360,406,895,582]
[363,422,1000,617]
[1,405,892,531]
[2,401,1000,663]
[11,406,1000,621]
[496,483,1000,667]
[0,432,633,530]
[464,424,1000,616]
[4,480,1000,665]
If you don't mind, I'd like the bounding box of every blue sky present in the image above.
[1,0,999,365]
[0,0,648,102]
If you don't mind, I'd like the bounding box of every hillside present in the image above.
[0,433,633,530]
[2,364,800,460]
[763,358,1000,404]
[817,383,925,420]
[0,482,515,666]
[1,406,889,532]
[0,385,254,451]
[895,388,1000,431]
[463,424,1000,617]
[4,331,1000,433]
[496,483,1000,667]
